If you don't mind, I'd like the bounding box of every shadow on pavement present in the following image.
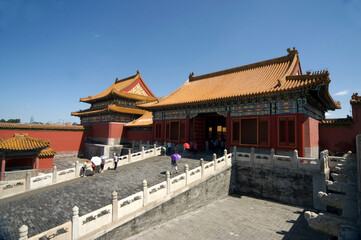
[278,209,333,240]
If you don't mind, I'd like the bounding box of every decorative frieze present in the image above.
[231,102,269,117]
[81,114,132,124]
[153,98,322,120]
[92,99,135,108]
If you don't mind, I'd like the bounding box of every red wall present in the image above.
[303,116,319,149]
[123,128,153,142]
[39,157,54,169]
[89,122,124,138]
[0,129,90,153]
[320,106,361,152]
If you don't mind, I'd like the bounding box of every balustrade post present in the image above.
[320,150,329,174]
[19,225,28,240]
[25,171,31,191]
[141,146,145,160]
[154,144,157,156]
[224,149,228,166]
[185,164,189,185]
[132,140,135,149]
[128,149,132,163]
[213,153,217,171]
[72,206,80,240]
[292,150,298,169]
[52,166,57,184]
[324,149,330,170]
[270,149,275,166]
[166,171,171,194]
[250,147,255,164]
[75,161,80,178]
[139,140,143,151]
[112,191,118,222]
[143,180,148,206]
[200,158,204,178]
[232,146,237,162]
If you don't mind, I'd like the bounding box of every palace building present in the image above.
[139,48,340,158]
[71,71,156,146]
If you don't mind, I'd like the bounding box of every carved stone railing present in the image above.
[19,151,232,240]
[233,147,329,172]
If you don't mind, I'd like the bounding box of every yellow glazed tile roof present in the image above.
[71,104,146,116]
[39,147,56,158]
[0,133,50,152]
[80,71,156,103]
[320,117,353,126]
[139,49,339,110]
[125,111,153,127]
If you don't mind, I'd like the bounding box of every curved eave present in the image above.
[72,105,146,117]
[39,148,57,158]
[125,111,153,127]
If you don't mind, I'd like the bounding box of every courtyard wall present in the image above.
[0,123,90,154]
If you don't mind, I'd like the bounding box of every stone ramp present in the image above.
[0,155,202,240]
[126,196,331,240]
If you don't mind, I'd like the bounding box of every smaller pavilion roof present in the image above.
[39,148,57,158]
[0,133,50,152]
[125,111,153,127]
[79,71,156,103]
[71,104,146,117]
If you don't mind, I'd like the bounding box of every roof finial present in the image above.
[115,77,118,82]
[189,72,194,80]
[137,70,140,75]
[306,71,311,75]
[287,47,298,55]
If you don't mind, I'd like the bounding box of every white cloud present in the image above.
[325,112,331,117]
[335,90,349,96]
[93,33,100,38]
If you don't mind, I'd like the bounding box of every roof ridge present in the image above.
[115,70,139,83]
[189,49,297,82]
[286,70,330,81]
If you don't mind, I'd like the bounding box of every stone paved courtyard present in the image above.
[0,154,206,240]
[126,195,332,240]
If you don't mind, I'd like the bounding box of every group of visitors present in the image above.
[81,153,119,177]
[207,138,225,153]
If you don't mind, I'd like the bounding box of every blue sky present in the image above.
[0,0,360,124]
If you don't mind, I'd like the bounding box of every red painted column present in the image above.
[226,111,232,151]
[185,115,190,144]
[1,155,5,181]
[299,114,305,157]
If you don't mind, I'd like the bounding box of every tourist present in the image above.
[91,162,96,176]
[174,144,178,153]
[81,160,89,177]
[113,153,118,170]
[170,157,178,174]
[100,156,106,173]
[193,142,197,155]
[161,146,166,155]
[167,142,172,155]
